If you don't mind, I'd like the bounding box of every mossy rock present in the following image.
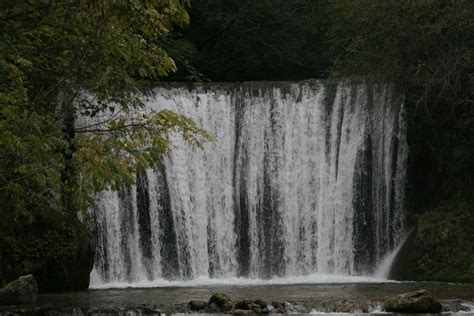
[384,290,442,314]
[0,274,38,305]
[0,212,94,292]
[209,293,233,311]
[407,201,474,282]
[235,299,253,310]
[188,300,207,311]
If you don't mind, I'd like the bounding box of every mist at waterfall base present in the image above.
[87,80,408,289]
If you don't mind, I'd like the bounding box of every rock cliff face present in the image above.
[0,212,94,292]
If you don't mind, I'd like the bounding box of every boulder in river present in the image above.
[232,310,255,316]
[208,303,220,312]
[271,301,287,313]
[250,304,262,314]
[222,302,234,312]
[384,289,442,314]
[209,293,233,311]
[0,274,38,305]
[254,299,267,308]
[235,299,253,310]
[442,299,473,312]
[188,300,207,311]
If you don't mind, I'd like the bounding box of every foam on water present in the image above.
[90,273,396,289]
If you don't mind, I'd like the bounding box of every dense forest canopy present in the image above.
[0,0,211,230]
[181,0,331,81]
[0,0,473,228]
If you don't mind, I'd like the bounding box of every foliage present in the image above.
[180,0,331,81]
[74,108,211,211]
[408,200,474,282]
[1,0,472,228]
[0,0,211,226]
[0,210,93,290]
[327,0,474,205]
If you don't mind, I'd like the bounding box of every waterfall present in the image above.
[89,80,407,286]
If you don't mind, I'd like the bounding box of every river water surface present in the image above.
[27,281,474,315]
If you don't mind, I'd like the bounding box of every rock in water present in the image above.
[232,310,254,316]
[0,274,38,305]
[384,289,442,314]
[209,293,233,311]
[208,303,220,312]
[254,299,267,308]
[188,300,207,311]
[235,299,253,310]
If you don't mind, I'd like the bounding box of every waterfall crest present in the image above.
[89,80,407,286]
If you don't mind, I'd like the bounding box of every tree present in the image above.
[328,0,474,206]
[179,0,331,81]
[0,0,211,228]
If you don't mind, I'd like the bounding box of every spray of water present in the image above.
[88,80,407,287]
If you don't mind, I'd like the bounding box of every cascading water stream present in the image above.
[87,80,407,287]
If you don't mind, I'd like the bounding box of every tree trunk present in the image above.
[61,100,77,214]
